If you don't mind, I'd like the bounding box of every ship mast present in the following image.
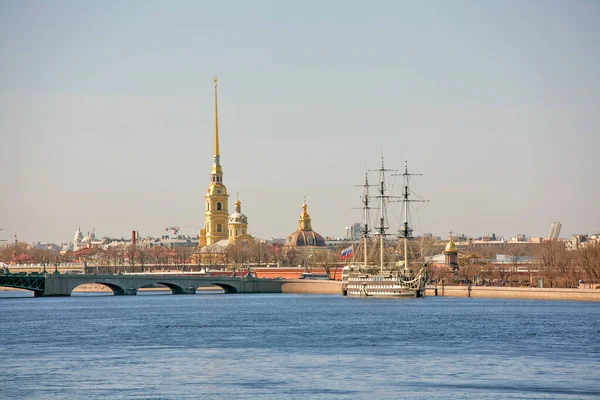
[396,154,426,275]
[359,172,372,268]
[371,157,396,273]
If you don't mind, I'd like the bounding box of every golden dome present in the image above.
[444,232,458,253]
[284,199,326,247]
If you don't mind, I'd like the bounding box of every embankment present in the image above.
[425,285,600,301]
[281,280,342,294]
[2,281,343,294]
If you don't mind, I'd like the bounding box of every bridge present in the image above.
[0,273,292,297]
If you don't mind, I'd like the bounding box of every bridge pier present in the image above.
[185,287,196,295]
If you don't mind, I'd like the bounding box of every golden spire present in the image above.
[210,75,222,177]
[235,193,241,212]
[298,199,312,231]
[212,75,220,159]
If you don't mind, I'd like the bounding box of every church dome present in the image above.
[285,200,326,247]
[74,225,83,243]
[228,196,248,224]
[285,230,326,247]
[444,233,458,253]
[228,212,247,224]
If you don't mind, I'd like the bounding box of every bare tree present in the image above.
[125,245,136,272]
[576,241,600,287]
[536,240,571,288]
[175,247,193,271]
[136,246,149,272]
[250,241,268,267]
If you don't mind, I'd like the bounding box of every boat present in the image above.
[299,273,330,280]
[341,157,428,298]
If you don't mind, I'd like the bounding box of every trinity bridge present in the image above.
[0,272,293,297]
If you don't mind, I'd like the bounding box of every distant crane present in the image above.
[166,226,181,236]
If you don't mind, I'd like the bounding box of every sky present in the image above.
[1,0,599,244]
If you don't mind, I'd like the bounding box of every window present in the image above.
[217,202,222,211]
[236,229,239,236]
[217,224,222,233]
[243,229,246,235]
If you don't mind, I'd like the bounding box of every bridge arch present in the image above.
[154,281,188,295]
[70,282,127,296]
[212,283,238,294]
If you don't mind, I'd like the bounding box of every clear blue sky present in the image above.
[1,0,599,243]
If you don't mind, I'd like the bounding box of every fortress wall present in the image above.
[426,285,600,301]
[281,280,342,294]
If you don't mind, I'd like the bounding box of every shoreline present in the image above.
[425,285,600,301]
[3,283,599,301]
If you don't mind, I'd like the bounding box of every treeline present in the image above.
[428,241,600,288]
[3,240,599,287]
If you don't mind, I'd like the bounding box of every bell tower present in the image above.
[200,76,229,246]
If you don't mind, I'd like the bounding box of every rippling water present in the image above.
[1,291,599,399]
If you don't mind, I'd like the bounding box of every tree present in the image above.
[576,241,600,287]
[459,251,483,285]
[136,246,149,273]
[175,247,193,271]
[536,240,571,288]
[427,264,452,284]
[249,241,269,267]
[153,246,172,270]
[104,247,118,274]
[125,245,136,272]
[283,248,300,267]
[115,248,125,273]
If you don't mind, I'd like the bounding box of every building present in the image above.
[197,77,253,257]
[284,200,326,251]
[444,231,459,271]
[228,195,253,245]
[345,222,362,240]
[548,222,562,239]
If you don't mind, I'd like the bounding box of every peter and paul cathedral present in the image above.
[199,77,253,251]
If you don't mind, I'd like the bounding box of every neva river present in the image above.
[1,291,599,399]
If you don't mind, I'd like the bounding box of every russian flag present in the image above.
[340,245,354,260]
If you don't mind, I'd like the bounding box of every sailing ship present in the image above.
[341,157,428,297]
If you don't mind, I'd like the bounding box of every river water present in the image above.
[1,291,599,399]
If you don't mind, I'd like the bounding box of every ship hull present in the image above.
[342,271,426,298]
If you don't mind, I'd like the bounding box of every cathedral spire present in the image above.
[211,76,222,179]
[213,75,220,161]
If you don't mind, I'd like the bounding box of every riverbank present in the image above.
[425,285,600,301]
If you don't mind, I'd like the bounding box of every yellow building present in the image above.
[228,194,253,245]
[199,77,252,249]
